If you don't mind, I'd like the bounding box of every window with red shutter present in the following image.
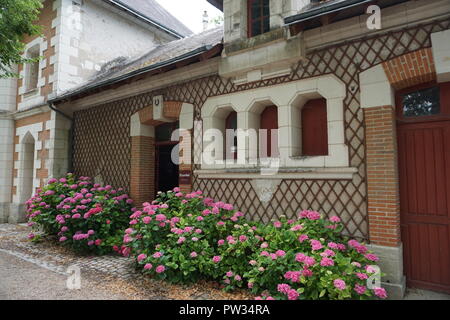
[260,105,279,158]
[248,0,270,38]
[302,98,328,156]
[225,111,238,160]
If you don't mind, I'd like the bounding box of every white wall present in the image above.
[0,67,18,112]
[0,70,17,211]
[53,0,168,95]
[0,118,14,203]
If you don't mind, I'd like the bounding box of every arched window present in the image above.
[20,133,36,203]
[302,98,328,156]
[260,105,278,158]
[248,0,270,38]
[225,111,237,160]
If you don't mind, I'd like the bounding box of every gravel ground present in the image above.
[1,224,449,300]
[0,251,133,300]
[0,224,252,300]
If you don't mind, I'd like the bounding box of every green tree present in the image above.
[0,0,42,78]
[210,15,224,27]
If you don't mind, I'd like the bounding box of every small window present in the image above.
[260,105,278,158]
[248,0,270,38]
[401,86,440,117]
[25,45,40,92]
[302,98,328,156]
[225,111,238,160]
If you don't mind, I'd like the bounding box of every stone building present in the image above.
[1,0,450,298]
[0,0,191,221]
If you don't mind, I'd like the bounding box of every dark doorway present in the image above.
[155,122,179,194]
[156,144,179,194]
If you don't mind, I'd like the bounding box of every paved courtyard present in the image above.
[0,223,449,300]
[0,224,251,300]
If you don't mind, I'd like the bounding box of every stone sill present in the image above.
[194,167,358,180]
[224,27,287,56]
[23,88,39,97]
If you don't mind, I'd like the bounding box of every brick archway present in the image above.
[361,48,437,245]
[130,101,194,206]
[359,47,438,297]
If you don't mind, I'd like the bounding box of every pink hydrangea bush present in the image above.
[124,189,258,284]
[124,188,387,300]
[242,213,386,300]
[26,173,133,254]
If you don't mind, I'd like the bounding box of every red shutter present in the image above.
[260,105,279,157]
[302,98,328,156]
[225,111,237,160]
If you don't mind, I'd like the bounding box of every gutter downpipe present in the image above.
[47,101,74,174]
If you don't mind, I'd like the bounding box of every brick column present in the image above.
[130,136,155,206]
[364,106,401,247]
[130,110,156,207]
[178,128,193,194]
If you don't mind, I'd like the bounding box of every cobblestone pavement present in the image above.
[0,224,252,300]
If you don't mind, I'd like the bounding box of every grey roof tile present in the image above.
[109,0,193,37]
[53,27,223,101]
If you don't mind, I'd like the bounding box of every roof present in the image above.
[284,0,370,25]
[207,0,223,11]
[285,0,409,28]
[105,0,193,38]
[51,27,224,103]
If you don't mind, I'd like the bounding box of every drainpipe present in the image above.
[47,102,74,174]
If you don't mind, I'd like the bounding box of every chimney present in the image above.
[202,10,209,31]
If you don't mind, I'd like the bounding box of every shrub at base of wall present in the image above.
[26,173,134,255]
[124,190,387,300]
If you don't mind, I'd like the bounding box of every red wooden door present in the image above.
[397,82,450,294]
[260,105,279,157]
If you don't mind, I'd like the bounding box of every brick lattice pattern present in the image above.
[72,18,450,240]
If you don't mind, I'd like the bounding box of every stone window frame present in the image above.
[24,44,41,92]
[13,123,43,204]
[200,74,354,179]
[247,0,270,38]
[18,37,48,110]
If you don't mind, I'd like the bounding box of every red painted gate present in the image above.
[397,82,450,294]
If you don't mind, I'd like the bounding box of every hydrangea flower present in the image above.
[155,265,165,273]
[354,284,366,295]
[334,279,346,290]
[372,287,387,299]
[320,257,334,267]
